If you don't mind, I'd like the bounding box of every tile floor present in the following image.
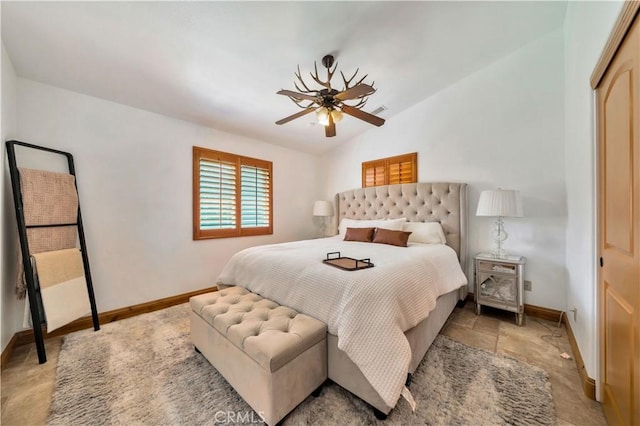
[1,303,606,425]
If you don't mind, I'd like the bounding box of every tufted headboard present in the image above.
[334,182,468,271]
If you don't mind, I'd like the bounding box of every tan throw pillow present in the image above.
[373,228,412,247]
[344,227,375,242]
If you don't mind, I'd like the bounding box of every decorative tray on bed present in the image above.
[323,252,374,271]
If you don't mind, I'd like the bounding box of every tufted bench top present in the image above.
[190,286,326,373]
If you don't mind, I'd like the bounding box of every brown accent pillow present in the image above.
[344,227,375,242]
[372,228,412,247]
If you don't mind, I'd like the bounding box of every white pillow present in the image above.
[338,218,407,238]
[402,222,447,244]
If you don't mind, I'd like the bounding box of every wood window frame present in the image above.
[193,146,273,240]
[362,152,417,188]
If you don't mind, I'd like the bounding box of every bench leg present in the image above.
[373,408,388,420]
[311,386,322,397]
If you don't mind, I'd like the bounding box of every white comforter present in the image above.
[217,237,467,409]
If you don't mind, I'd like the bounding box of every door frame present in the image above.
[591,2,640,90]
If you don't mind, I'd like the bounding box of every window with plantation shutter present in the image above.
[193,147,272,239]
[362,152,417,188]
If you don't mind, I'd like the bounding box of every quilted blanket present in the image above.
[32,248,90,332]
[217,237,467,409]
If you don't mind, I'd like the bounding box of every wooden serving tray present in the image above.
[323,251,374,271]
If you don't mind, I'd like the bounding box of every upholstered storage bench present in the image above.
[190,287,327,426]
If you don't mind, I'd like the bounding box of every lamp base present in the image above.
[490,217,509,259]
[318,217,327,238]
[489,249,508,259]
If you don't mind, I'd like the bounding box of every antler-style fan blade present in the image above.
[275,108,315,125]
[276,90,318,102]
[334,84,375,101]
[325,113,336,137]
[341,104,385,127]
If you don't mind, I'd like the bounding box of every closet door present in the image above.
[597,13,640,426]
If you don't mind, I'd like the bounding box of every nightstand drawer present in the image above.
[476,260,517,274]
[477,272,517,305]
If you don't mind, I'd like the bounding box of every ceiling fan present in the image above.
[275,54,385,137]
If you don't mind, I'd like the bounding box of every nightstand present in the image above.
[474,253,526,326]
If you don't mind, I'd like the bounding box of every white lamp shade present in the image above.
[476,189,523,217]
[313,200,334,217]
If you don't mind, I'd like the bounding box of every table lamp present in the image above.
[476,189,523,258]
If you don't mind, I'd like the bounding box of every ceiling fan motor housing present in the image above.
[319,88,339,109]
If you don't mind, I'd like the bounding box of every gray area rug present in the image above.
[48,304,555,425]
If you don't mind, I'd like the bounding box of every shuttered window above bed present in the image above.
[362,152,417,188]
[193,147,273,239]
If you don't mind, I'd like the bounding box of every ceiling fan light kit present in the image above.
[276,54,385,137]
[316,107,343,126]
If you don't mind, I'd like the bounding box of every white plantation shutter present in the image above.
[240,164,271,228]
[199,158,236,230]
[193,147,272,239]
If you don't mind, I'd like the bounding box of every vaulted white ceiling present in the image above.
[1,1,566,154]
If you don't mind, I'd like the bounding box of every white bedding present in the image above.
[217,236,467,409]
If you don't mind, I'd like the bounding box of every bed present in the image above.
[217,182,468,416]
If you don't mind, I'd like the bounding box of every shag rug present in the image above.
[48,304,555,425]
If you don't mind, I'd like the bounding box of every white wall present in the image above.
[563,1,622,385]
[2,42,19,352]
[2,78,321,343]
[321,30,566,309]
